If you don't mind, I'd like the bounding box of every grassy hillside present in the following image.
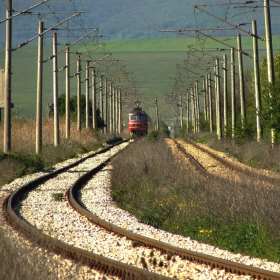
[1,36,280,124]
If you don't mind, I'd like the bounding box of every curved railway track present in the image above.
[1,138,280,279]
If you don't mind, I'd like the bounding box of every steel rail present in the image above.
[3,194,170,280]
[68,141,280,280]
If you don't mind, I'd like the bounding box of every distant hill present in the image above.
[0,0,279,47]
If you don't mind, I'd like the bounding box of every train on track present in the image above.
[128,105,148,136]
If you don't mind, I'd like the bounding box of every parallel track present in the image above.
[175,138,280,184]
[174,139,280,188]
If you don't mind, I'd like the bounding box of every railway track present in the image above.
[174,138,280,187]
[1,138,280,279]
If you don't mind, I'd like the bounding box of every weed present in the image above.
[147,131,159,142]
[53,192,64,201]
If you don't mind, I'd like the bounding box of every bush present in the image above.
[147,131,159,142]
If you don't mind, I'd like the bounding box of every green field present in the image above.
[98,36,280,52]
[0,36,280,123]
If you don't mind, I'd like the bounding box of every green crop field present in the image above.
[0,36,280,123]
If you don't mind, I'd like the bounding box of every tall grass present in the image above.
[0,227,59,280]
[0,118,104,186]
[111,137,280,262]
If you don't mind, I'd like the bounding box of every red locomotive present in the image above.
[128,105,148,136]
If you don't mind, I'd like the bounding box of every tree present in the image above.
[248,53,280,141]
[58,94,105,129]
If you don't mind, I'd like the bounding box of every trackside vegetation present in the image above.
[111,136,280,263]
[0,118,106,186]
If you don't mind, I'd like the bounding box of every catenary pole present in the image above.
[4,0,12,153]
[91,68,97,130]
[231,47,236,138]
[223,54,228,136]
[192,85,195,132]
[119,89,123,134]
[104,77,108,133]
[252,20,262,141]
[99,75,104,133]
[65,45,70,138]
[85,60,90,128]
[109,82,113,133]
[237,34,246,129]
[155,97,159,131]
[116,88,119,133]
[77,56,81,131]
[205,76,209,122]
[215,58,222,140]
[208,74,213,133]
[264,0,275,145]
[203,78,207,122]
[186,90,189,134]
[191,88,195,132]
[36,21,43,154]
[195,81,200,132]
[180,92,183,129]
[53,33,59,146]
[113,87,116,133]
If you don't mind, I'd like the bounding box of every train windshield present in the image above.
[139,114,147,121]
[130,115,137,120]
